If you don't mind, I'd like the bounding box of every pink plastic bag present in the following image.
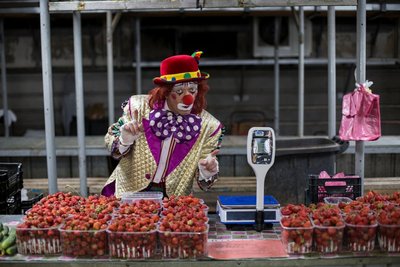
[339,81,381,141]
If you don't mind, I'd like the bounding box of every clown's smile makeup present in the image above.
[177,103,193,111]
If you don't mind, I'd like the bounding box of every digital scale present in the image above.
[217,127,281,231]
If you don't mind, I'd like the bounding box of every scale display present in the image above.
[251,129,273,164]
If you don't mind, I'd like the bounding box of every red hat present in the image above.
[153,51,210,85]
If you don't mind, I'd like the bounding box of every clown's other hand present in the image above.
[119,109,143,146]
[198,150,219,181]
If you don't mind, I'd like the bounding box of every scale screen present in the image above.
[251,130,273,164]
[254,138,270,154]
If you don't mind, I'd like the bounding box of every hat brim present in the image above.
[153,72,209,86]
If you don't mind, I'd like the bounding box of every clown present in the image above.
[102,51,224,197]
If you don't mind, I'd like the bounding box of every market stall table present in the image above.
[1,214,400,267]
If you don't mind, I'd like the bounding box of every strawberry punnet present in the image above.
[159,195,209,259]
[280,214,313,254]
[107,214,159,259]
[311,204,345,253]
[343,207,378,252]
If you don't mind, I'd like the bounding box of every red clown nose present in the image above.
[182,94,194,105]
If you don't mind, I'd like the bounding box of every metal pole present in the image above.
[73,12,88,197]
[274,17,281,135]
[298,7,304,137]
[39,0,58,194]
[106,11,115,126]
[135,18,142,95]
[328,6,336,139]
[0,19,9,137]
[356,0,366,194]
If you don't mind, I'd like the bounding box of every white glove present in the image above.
[119,121,141,146]
[118,109,143,153]
[198,150,219,182]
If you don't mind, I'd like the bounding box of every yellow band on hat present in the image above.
[160,70,206,82]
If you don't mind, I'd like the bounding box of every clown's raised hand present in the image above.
[119,109,143,149]
[198,150,219,181]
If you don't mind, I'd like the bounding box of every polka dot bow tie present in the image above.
[149,109,202,143]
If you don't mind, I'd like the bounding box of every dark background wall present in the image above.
[0,14,399,137]
[0,12,399,179]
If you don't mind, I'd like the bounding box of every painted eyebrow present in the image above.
[172,84,198,94]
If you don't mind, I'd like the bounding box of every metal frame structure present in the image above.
[356,0,367,194]
[40,0,57,194]
[0,19,9,137]
[31,0,366,196]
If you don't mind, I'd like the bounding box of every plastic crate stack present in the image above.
[0,163,23,214]
[305,174,362,205]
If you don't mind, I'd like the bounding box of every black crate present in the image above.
[259,137,348,205]
[305,174,361,204]
[0,163,23,201]
[0,189,21,214]
[21,189,44,214]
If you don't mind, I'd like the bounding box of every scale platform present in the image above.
[217,195,281,224]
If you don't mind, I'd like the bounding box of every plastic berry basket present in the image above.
[107,228,158,259]
[324,196,353,205]
[161,196,209,218]
[160,205,210,219]
[162,195,206,211]
[280,219,314,254]
[342,210,378,253]
[114,199,162,216]
[16,225,61,255]
[158,224,209,259]
[378,223,400,252]
[312,221,345,254]
[344,222,378,252]
[59,227,108,257]
[107,214,159,259]
[117,192,163,216]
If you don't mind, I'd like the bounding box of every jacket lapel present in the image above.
[143,118,199,177]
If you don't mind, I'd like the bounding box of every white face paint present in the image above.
[167,82,198,115]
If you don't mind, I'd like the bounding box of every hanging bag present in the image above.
[339,81,381,141]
